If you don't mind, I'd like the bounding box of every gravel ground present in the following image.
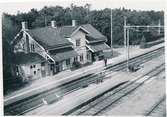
[25,51,165,115]
[25,71,134,115]
[101,72,165,116]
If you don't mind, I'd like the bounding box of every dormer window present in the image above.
[76,39,81,47]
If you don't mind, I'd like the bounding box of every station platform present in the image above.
[4,43,164,106]
[26,52,165,115]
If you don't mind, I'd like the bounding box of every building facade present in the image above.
[12,20,111,80]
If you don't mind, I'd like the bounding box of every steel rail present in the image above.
[4,47,164,115]
[66,63,165,115]
[145,96,166,116]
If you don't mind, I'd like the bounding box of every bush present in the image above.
[146,39,164,48]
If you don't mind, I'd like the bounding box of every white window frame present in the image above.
[76,39,81,47]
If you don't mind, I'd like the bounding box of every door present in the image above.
[55,62,63,73]
[92,53,96,62]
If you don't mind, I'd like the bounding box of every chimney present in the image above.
[72,20,77,27]
[51,21,57,28]
[21,21,28,30]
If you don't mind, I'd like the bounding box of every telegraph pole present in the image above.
[124,19,164,72]
[124,16,127,70]
[111,9,113,55]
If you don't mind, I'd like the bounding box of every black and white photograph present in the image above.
[0,0,166,116]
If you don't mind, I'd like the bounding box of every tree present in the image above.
[2,14,17,94]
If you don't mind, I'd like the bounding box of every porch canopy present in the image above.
[14,52,46,65]
[51,49,78,62]
[86,43,110,53]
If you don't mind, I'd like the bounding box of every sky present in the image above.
[0,0,165,15]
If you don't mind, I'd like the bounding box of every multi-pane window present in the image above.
[80,54,84,62]
[76,39,81,47]
[66,59,71,65]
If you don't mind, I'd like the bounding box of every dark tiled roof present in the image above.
[59,26,78,37]
[86,35,106,43]
[87,43,110,52]
[14,52,46,65]
[81,24,107,42]
[27,27,73,50]
[50,47,78,61]
[26,24,107,49]
[58,24,107,42]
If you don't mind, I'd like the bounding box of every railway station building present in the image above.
[11,20,111,80]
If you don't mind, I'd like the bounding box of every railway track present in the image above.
[145,96,166,117]
[4,47,164,115]
[66,63,165,115]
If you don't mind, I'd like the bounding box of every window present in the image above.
[16,66,19,75]
[16,66,19,72]
[87,53,91,60]
[41,62,45,66]
[31,43,35,52]
[30,65,36,69]
[80,54,84,62]
[22,43,25,50]
[50,64,54,70]
[76,39,81,47]
[66,59,70,65]
[74,56,78,62]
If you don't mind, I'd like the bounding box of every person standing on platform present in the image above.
[104,58,107,66]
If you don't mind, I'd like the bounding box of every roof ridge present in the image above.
[29,24,91,30]
[28,26,52,31]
